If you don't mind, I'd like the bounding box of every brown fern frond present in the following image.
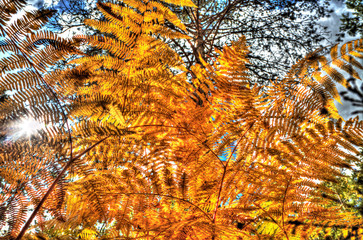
[0,0,26,35]
[0,1,80,238]
[5,9,56,41]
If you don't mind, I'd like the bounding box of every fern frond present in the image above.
[12,0,363,238]
[160,0,197,7]
[0,0,26,35]
[0,54,30,73]
[5,9,55,41]
[286,39,363,115]
[0,1,80,238]
[23,30,81,55]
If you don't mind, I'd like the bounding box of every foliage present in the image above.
[313,151,363,240]
[0,0,363,239]
[340,0,363,37]
[40,0,334,83]
[167,0,334,83]
[0,0,80,239]
[338,0,363,119]
[340,77,363,117]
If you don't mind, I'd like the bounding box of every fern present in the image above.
[40,33,363,239]
[0,1,80,239]
[290,39,363,106]
[2,0,363,239]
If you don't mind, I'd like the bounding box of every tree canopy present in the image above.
[340,0,363,37]
[41,0,334,83]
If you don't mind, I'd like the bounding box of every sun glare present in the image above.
[16,117,43,137]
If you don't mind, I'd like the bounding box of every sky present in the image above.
[28,0,45,8]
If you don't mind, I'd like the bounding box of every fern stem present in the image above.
[282,176,292,232]
[212,122,254,223]
[16,137,109,240]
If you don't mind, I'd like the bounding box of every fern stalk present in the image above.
[254,202,290,240]
[16,137,109,240]
[2,10,77,238]
[212,122,255,222]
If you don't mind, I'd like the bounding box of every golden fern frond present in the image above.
[60,0,192,149]
[71,120,134,141]
[340,39,363,68]
[19,0,363,237]
[146,1,188,31]
[186,37,363,239]
[83,35,131,59]
[83,20,138,46]
[160,0,197,7]
[98,1,190,38]
[289,38,363,107]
